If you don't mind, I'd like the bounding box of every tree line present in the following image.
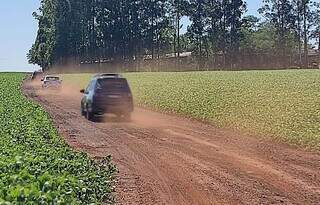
[28,0,320,71]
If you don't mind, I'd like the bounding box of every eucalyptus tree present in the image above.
[227,0,246,67]
[28,0,58,70]
[30,0,319,70]
[240,15,260,56]
[301,0,313,67]
[292,0,303,65]
[187,0,206,59]
[259,0,296,67]
[169,0,188,57]
[311,2,320,63]
[204,0,223,59]
[292,0,313,67]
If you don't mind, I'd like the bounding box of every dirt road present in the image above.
[24,81,320,205]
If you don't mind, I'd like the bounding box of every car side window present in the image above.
[86,81,93,92]
[91,81,97,90]
[86,80,96,92]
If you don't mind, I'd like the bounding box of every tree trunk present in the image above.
[177,4,180,58]
[279,1,285,68]
[173,29,176,57]
[297,1,302,67]
[156,21,160,60]
[221,7,226,68]
[303,0,308,68]
[318,34,320,69]
[151,2,155,60]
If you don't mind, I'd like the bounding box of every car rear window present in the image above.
[96,78,129,92]
[46,77,60,81]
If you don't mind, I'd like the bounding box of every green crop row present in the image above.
[0,73,116,204]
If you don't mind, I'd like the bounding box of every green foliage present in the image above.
[258,0,317,67]
[0,73,116,204]
[63,70,320,150]
[28,0,318,70]
[311,2,320,50]
[28,0,250,69]
[28,0,175,68]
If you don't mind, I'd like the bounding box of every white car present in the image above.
[41,75,62,89]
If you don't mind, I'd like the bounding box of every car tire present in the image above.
[81,107,85,116]
[86,107,95,121]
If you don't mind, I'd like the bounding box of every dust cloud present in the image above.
[27,72,170,127]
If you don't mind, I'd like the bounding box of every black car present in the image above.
[80,75,134,121]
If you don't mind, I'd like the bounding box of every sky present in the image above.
[0,0,263,72]
[0,1,40,72]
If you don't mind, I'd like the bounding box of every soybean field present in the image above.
[0,73,116,204]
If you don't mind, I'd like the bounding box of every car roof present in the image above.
[92,73,126,80]
[93,73,122,78]
[94,76,127,81]
[45,75,60,79]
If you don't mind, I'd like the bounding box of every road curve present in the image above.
[24,81,320,205]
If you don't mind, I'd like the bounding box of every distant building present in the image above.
[165,52,192,58]
[308,49,319,68]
